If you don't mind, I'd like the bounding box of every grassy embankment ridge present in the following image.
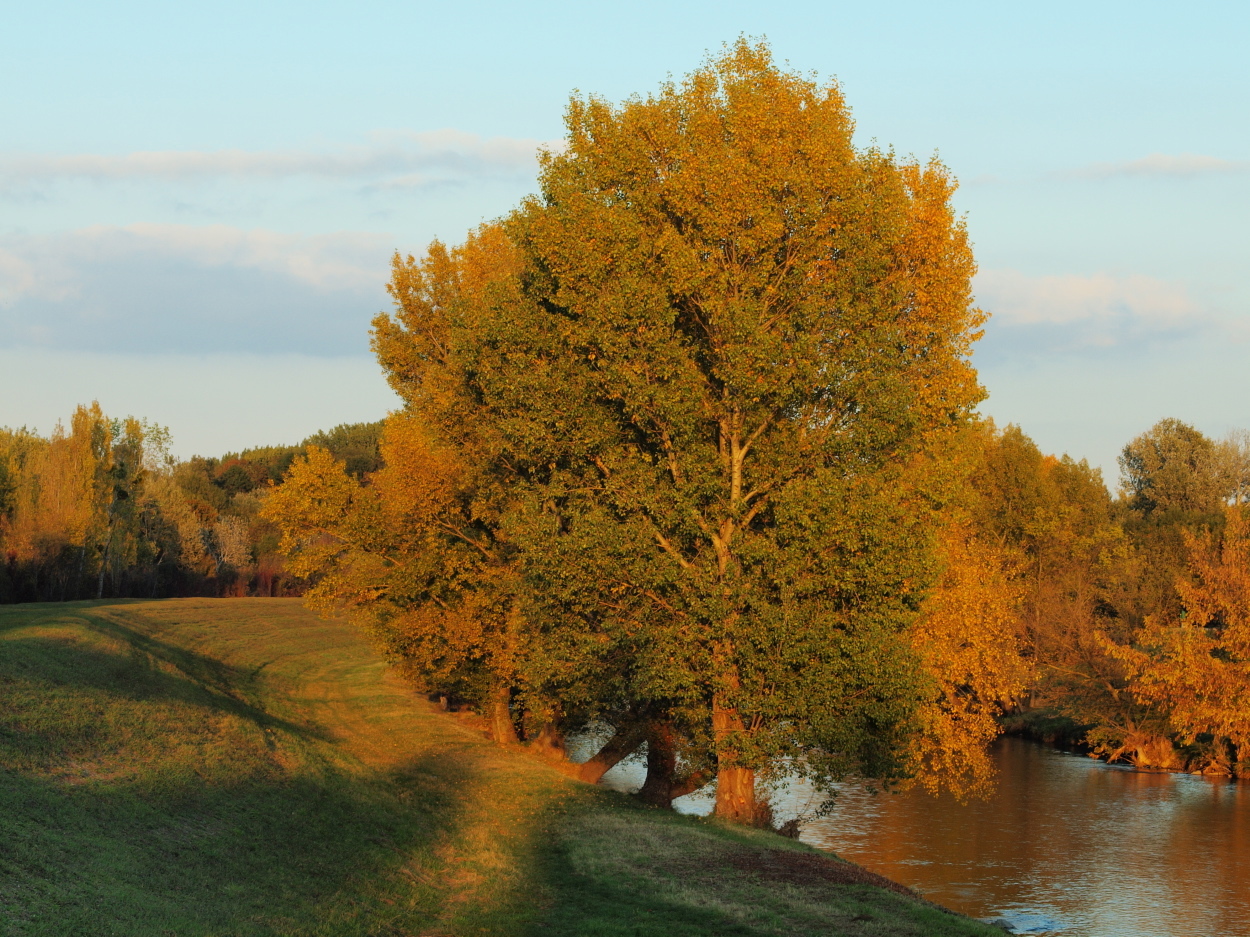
[0,598,1004,936]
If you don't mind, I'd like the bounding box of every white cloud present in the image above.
[975,269,1211,352]
[977,269,1198,328]
[0,249,38,305]
[91,224,390,291]
[1,224,391,301]
[0,130,552,185]
[1066,153,1250,180]
[0,224,395,355]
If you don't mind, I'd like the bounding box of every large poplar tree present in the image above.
[263,40,991,822]
[466,40,986,821]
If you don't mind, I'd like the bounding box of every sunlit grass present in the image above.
[0,598,1003,936]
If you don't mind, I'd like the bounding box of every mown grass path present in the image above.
[0,599,1003,937]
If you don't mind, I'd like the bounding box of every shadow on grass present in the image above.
[529,847,776,937]
[519,794,1000,937]
[0,601,566,936]
[0,752,467,937]
[0,607,323,759]
[1,601,997,937]
[521,799,806,937]
[0,604,456,935]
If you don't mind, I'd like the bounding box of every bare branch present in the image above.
[435,521,495,561]
[652,529,694,570]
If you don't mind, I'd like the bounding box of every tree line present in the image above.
[982,418,1250,776]
[0,406,381,603]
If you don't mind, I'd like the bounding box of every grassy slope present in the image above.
[0,599,1003,937]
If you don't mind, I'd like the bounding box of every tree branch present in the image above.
[652,529,694,570]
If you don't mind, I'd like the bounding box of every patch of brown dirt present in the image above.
[726,848,921,900]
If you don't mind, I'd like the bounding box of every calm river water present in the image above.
[598,737,1250,936]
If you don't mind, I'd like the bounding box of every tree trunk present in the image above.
[75,546,86,600]
[712,696,763,824]
[577,721,647,783]
[529,721,567,763]
[96,530,112,600]
[639,721,679,807]
[488,686,519,744]
[638,721,712,807]
[715,765,761,823]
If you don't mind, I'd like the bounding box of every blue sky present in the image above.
[2,0,1247,482]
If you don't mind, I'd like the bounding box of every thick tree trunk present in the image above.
[714,765,760,823]
[577,722,647,783]
[639,721,679,807]
[488,686,519,744]
[712,696,764,825]
[639,721,711,807]
[529,721,566,763]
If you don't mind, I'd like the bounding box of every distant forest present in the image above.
[0,404,381,603]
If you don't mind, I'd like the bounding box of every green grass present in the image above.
[0,599,1004,936]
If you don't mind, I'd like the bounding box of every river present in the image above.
[597,737,1250,936]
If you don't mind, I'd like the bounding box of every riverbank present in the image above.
[0,598,1003,936]
[1000,708,1248,779]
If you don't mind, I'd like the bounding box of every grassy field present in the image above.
[0,598,1005,936]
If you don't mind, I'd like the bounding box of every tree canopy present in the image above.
[264,40,1001,824]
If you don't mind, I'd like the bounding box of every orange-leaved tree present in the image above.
[907,520,1030,798]
[1107,506,1250,775]
[466,39,987,822]
[263,228,535,744]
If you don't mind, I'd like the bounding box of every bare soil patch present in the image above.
[726,846,921,899]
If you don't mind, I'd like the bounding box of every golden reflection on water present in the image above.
[781,738,1250,936]
[599,737,1250,936]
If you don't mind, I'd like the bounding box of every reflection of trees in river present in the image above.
[597,738,1250,935]
[783,738,1250,937]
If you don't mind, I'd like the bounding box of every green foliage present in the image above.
[472,40,984,809]
[302,422,385,479]
[173,457,230,516]
[1119,417,1228,516]
[287,40,988,819]
[219,421,384,486]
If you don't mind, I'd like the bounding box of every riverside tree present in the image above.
[464,40,987,822]
[1108,507,1250,775]
[265,41,992,822]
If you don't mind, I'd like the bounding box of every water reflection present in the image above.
[598,737,1250,936]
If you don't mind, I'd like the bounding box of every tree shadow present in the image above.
[0,613,474,935]
[0,754,462,936]
[0,606,322,749]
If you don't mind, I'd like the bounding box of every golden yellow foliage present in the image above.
[1,404,109,566]
[260,446,359,586]
[373,412,464,526]
[1109,507,1250,768]
[908,524,1031,798]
